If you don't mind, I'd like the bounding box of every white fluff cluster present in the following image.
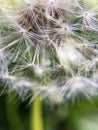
[0,0,98,103]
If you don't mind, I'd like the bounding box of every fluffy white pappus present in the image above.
[37,83,64,104]
[76,6,98,31]
[13,78,34,100]
[92,73,98,83]
[61,76,98,102]
[44,87,64,103]
[52,23,82,40]
[0,74,34,100]
[54,39,85,71]
[0,26,37,63]
[0,74,32,87]
[55,45,70,68]
[44,0,70,21]
[0,51,8,75]
[82,56,98,74]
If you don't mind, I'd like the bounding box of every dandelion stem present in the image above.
[31,97,44,130]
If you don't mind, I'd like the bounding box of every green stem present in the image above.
[31,97,44,130]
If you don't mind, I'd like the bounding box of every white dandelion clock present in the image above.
[0,0,98,103]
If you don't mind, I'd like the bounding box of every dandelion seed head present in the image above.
[0,0,98,103]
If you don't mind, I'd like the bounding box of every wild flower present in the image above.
[0,0,98,103]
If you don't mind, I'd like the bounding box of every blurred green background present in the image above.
[0,92,98,130]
